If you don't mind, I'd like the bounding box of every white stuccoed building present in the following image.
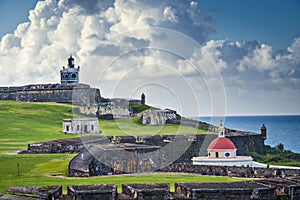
[192,122,253,167]
[62,118,100,134]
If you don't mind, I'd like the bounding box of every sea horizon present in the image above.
[191,115,300,154]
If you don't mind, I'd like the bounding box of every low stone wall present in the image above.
[175,182,276,200]
[1,186,62,200]
[166,119,216,132]
[158,164,300,178]
[122,183,170,199]
[67,184,117,200]
[25,136,112,154]
[2,180,300,200]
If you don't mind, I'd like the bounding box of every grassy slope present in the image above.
[0,101,79,153]
[0,101,246,193]
[99,117,210,136]
[0,153,247,192]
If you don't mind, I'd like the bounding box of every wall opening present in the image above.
[115,163,122,174]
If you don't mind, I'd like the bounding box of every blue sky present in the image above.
[0,0,39,38]
[1,0,300,50]
[0,0,299,116]
[200,0,300,50]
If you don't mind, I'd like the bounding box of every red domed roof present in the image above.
[208,137,236,150]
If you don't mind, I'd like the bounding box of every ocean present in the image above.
[192,115,300,153]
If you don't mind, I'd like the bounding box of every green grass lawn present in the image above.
[99,116,210,136]
[0,154,248,193]
[0,101,247,193]
[0,101,79,154]
[0,101,211,153]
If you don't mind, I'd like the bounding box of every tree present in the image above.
[276,143,285,152]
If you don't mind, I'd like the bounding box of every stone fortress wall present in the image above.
[66,133,266,177]
[166,119,267,156]
[22,133,267,177]
[2,178,300,200]
[0,83,101,105]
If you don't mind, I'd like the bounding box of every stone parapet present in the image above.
[25,136,111,154]
[1,186,62,200]
[122,183,170,199]
[2,180,300,200]
[0,83,101,105]
[158,164,300,178]
[67,184,117,200]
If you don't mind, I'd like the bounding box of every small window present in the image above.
[215,152,219,158]
[77,125,80,131]
[91,125,94,131]
[71,73,77,79]
[225,152,230,157]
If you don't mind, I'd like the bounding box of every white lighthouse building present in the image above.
[60,55,80,84]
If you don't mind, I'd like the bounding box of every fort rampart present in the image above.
[2,179,300,200]
[0,83,101,104]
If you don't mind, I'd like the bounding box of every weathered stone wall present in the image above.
[175,182,276,200]
[162,133,265,164]
[1,186,62,200]
[67,134,269,177]
[0,83,101,105]
[67,184,117,200]
[122,184,170,199]
[228,134,266,155]
[158,163,300,178]
[166,120,267,156]
[2,180,300,200]
[87,144,166,176]
[164,134,218,164]
[70,143,300,179]
[140,109,176,125]
[137,135,164,146]
[25,136,111,154]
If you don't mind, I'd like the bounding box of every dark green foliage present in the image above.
[251,144,300,167]
[275,143,284,152]
[129,104,153,113]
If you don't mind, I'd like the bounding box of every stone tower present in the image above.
[60,55,80,84]
[141,93,145,105]
[261,124,267,140]
[218,121,225,137]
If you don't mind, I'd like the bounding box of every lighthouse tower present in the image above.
[60,55,80,84]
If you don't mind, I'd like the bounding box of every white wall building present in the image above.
[62,118,100,134]
[192,122,253,167]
